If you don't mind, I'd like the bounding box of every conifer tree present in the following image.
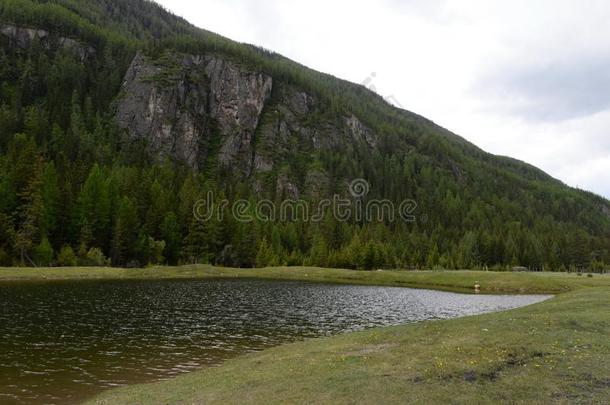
[41,162,60,237]
[111,197,139,266]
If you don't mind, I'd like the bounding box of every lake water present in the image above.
[0,278,551,404]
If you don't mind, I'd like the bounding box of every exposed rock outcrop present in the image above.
[346,114,377,148]
[115,51,377,195]
[205,57,273,167]
[116,53,208,168]
[116,52,272,173]
[0,24,95,60]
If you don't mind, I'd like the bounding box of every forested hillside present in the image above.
[0,0,608,271]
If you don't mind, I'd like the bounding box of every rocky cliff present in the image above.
[115,51,376,195]
[0,24,94,60]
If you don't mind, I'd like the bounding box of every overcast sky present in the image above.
[156,0,610,199]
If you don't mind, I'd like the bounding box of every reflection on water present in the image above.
[0,278,550,404]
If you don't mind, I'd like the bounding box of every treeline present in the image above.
[0,0,608,271]
[1,126,607,271]
[0,89,607,271]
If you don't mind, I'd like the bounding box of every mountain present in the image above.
[0,0,608,270]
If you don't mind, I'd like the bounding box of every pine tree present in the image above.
[33,236,54,266]
[307,233,328,267]
[78,164,110,250]
[182,215,207,264]
[344,233,364,269]
[256,238,278,268]
[13,141,44,267]
[427,242,440,269]
[181,197,223,264]
[41,162,60,237]
[160,212,181,265]
[233,222,258,268]
[144,180,167,239]
[111,197,139,266]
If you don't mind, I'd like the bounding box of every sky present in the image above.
[156,0,610,199]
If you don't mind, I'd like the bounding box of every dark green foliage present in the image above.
[78,163,110,250]
[110,196,138,266]
[56,244,77,266]
[82,247,110,266]
[0,0,608,270]
[256,238,279,268]
[33,235,53,265]
[160,212,180,264]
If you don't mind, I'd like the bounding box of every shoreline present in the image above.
[86,282,609,404]
[2,266,609,404]
[1,265,607,294]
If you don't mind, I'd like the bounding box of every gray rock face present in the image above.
[276,174,301,200]
[116,52,272,173]
[205,57,273,167]
[116,53,208,168]
[346,114,377,148]
[115,51,377,195]
[0,24,95,60]
[251,86,376,181]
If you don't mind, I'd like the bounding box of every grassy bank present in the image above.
[2,266,609,403]
[1,265,609,294]
[88,284,610,404]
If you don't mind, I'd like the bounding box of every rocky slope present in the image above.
[0,23,94,60]
[115,51,376,196]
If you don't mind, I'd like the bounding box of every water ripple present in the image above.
[0,278,550,404]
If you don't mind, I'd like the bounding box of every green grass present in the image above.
[1,265,608,294]
[87,286,610,405]
[2,266,609,404]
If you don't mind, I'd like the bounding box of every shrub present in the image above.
[57,245,78,266]
[148,238,166,265]
[0,248,11,266]
[83,248,110,267]
[34,237,54,267]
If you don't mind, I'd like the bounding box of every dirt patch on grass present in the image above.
[468,351,549,382]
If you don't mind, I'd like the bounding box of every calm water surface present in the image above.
[0,278,551,404]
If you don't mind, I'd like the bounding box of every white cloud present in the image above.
[156,0,610,199]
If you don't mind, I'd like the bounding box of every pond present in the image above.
[0,278,551,404]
